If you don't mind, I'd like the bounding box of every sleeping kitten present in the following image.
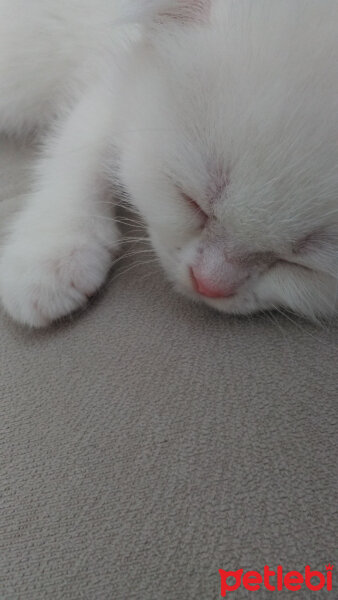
[0,0,338,326]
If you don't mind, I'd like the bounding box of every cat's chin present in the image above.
[172,275,262,317]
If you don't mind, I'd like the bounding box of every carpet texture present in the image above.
[0,137,337,599]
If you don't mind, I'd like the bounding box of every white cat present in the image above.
[0,0,338,327]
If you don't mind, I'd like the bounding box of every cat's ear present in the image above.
[116,0,210,25]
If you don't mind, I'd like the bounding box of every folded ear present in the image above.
[116,0,209,25]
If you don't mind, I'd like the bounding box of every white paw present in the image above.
[0,228,120,327]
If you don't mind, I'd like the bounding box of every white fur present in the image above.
[0,0,338,326]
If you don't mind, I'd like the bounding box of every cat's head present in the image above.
[116,0,338,320]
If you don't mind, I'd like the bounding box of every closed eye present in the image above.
[181,193,208,222]
[276,257,314,272]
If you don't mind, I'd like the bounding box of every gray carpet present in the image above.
[0,137,337,599]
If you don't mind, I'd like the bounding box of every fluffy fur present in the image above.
[0,0,338,326]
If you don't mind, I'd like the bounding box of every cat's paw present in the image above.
[0,230,120,327]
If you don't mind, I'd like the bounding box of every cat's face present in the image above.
[118,0,338,320]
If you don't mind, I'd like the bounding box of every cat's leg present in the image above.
[0,87,120,327]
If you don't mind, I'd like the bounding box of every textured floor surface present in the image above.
[0,137,337,599]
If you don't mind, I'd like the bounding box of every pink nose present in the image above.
[190,268,236,299]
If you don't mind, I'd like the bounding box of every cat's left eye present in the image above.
[182,193,208,221]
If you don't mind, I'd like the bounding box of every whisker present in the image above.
[271,305,337,349]
[111,258,159,283]
[112,248,155,267]
[266,310,295,361]
[120,236,150,242]
[89,214,145,229]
